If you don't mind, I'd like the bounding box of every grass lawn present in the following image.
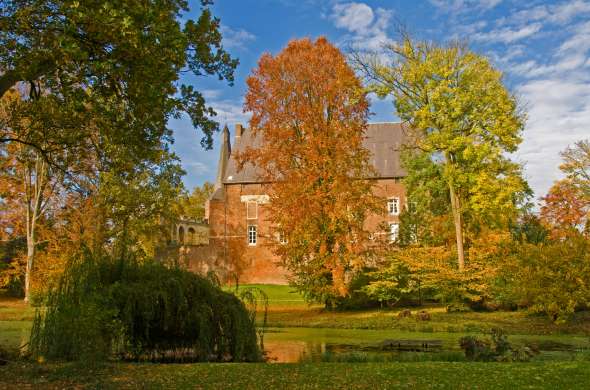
[1,361,590,389]
[0,297,34,350]
[2,286,590,388]
[242,284,590,336]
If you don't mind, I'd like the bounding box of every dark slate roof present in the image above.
[223,122,408,184]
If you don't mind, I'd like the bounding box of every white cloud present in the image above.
[558,20,590,55]
[332,2,374,34]
[472,23,542,44]
[330,2,394,51]
[516,78,590,199]
[506,21,590,79]
[183,161,210,175]
[210,99,251,127]
[429,0,502,13]
[502,0,590,26]
[200,89,222,100]
[220,25,256,50]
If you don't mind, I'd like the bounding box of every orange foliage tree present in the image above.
[541,179,589,238]
[541,140,590,238]
[239,37,380,305]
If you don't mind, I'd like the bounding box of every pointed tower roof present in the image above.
[209,125,231,201]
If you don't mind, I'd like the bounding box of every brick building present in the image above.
[183,122,409,284]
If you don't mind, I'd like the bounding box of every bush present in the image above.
[29,249,262,362]
[498,235,590,323]
[416,310,431,321]
[446,303,471,313]
[335,271,380,310]
[459,329,535,362]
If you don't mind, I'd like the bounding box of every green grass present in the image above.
[240,284,590,336]
[227,283,319,310]
[0,298,34,350]
[1,361,590,389]
[2,288,590,388]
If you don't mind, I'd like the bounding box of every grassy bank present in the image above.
[0,298,33,350]
[2,361,590,389]
[2,286,590,389]
[241,284,590,336]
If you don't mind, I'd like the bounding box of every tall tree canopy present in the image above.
[239,37,379,305]
[354,37,529,270]
[541,140,590,237]
[176,182,214,221]
[0,0,237,160]
[0,0,237,300]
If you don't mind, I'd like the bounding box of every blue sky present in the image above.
[171,0,590,202]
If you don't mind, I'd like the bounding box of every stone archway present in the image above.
[178,226,185,244]
[188,227,196,245]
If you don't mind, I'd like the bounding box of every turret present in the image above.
[214,125,231,191]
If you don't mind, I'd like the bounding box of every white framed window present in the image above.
[278,231,288,245]
[388,197,400,216]
[246,201,258,219]
[389,223,399,242]
[248,225,257,246]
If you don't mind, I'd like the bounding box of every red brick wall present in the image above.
[196,179,406,284]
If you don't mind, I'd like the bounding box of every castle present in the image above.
[177,122,409,285]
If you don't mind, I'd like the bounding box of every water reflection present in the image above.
[262,327,587,363]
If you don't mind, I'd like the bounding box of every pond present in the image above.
[262,327,590,363]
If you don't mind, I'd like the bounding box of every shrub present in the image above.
[335,271,380,310]
[498,235,590,323]
[29,249,262,362]
[416,310,431,321]
[459,329,535,362]
[446,303,471,313]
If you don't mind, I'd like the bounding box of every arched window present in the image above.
[178,226,185,244]
[188,227,196,245]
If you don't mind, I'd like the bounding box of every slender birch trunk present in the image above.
[23,153,46,302]
[445,152,465,271]
[448,182,465,271]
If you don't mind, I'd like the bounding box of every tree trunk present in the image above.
[23,154,46,302]
[24,231,35,303]
[448,182,465,271]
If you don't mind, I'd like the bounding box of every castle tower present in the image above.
[205,125,231,222]
[214,125,231,191]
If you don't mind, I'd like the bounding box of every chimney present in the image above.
[235,123,244,139]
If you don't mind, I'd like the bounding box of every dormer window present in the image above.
[388,197,400,216]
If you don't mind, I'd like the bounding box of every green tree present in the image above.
[355,37,528,270]
[98,150,185,260]
[1,0,237,299]
[176,182,214,221]
[1,0,237,161]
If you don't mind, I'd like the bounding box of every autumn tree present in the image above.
[239,37,379,305]
[0,89,72,300]
[176,182,215,221]
[1,0,238,299]
[354,37,528,270]
[541,140,590,237]
[560,140,590,198]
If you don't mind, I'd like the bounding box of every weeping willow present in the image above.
[29,249,262,362]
